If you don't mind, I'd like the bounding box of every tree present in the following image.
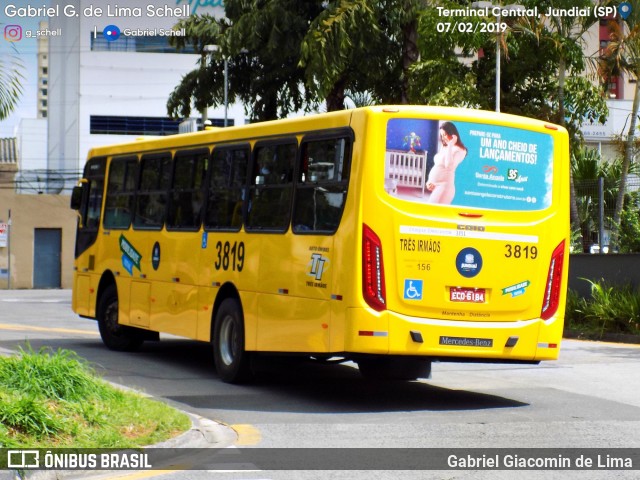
[166,15,223,121]
[300,0,425,110]
[408,3,486,107]
[0,43,25,120]
[599,1,640,250]
[167,2,322,122]
[515,0,605,242]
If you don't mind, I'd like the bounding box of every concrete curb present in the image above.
[4,412,237,480]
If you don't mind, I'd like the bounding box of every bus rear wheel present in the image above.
[213,298,252,383]
[97,285,144,352]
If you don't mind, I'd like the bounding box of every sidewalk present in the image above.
[0,289,237,478]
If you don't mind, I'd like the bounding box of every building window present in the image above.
[90,34,196,53]
[90,116,181,136]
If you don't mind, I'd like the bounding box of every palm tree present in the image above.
[0,44,25,120]
[515,0,600,241]
[599,1,640,250]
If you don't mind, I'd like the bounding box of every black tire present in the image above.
[357,357,431,381]
[97,285,144,352]
[213,298,252,383]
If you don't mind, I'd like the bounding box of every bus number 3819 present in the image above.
[215,241,245,272]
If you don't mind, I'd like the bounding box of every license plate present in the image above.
[450,287,486,303]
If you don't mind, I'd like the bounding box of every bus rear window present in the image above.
[385,118,554,211]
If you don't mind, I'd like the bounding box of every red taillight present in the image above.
[541,240,566,320]
[362,224,386,311]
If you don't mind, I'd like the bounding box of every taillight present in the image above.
[362,224,386,311]
[541,240,566,320]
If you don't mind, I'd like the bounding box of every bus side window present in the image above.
[293,137,351,234]
[85,178,104,230]
[205,146,249,231]
[133,153,171,229]
[246,141,296,232]
[167,149,208,230]
[104,156,138,229]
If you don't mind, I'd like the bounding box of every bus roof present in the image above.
[85,106,565,159]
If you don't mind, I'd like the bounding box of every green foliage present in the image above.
[571,146,640,252]
[166,0,610,138]
[617,203,640,253]
[564,76,609,148]
[597,0,640,249]
[301,0,379,101]
[0,392,63,439]
[0,38,25,120]
[566,279,640,338]
[0,347,190,448]
[0,346,115,402]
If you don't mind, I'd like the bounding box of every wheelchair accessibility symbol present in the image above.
[404,279,423,300]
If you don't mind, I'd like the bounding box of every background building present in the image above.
[37,21,49,119]
[47,0,244,192]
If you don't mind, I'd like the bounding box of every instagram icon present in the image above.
[4,25,22,42]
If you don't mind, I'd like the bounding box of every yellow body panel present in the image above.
[72,106,569,364]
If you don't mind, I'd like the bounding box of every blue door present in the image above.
[34,228,62,288]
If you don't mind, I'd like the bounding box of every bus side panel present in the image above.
[345,308,390,354]
[73,274,91,317]
[255,235,332,353]
[239,290,259,351]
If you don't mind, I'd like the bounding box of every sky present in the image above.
[0,1,50,138]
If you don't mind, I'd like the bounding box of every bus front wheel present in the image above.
[213,298,252,383]
[97,285,144,352]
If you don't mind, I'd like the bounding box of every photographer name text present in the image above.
[4,4,190,18]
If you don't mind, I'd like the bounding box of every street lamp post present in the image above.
[204,44,229,127]
[472,2,524,112]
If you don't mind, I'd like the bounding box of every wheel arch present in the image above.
[210,282,242,342]
[96,271,117,316]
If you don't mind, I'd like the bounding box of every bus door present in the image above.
[71,157,106,317]
[146,150,206,337]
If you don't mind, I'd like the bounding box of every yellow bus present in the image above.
[71,106,569,383]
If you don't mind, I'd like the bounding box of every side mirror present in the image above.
[70,185,84,210]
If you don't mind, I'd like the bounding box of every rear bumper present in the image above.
[346,307,563,361]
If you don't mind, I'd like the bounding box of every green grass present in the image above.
[565,279,640,339]
[0,346,191,448]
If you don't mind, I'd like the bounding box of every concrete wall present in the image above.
[569,254,640,298]
[0,188,77,289]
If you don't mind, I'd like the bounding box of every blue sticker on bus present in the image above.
[456,247,482,278]
[122,254,134,276]
[404,279,423,300]
[202,232,208,249]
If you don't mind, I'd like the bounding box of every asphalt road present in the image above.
[1,289,639,480]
